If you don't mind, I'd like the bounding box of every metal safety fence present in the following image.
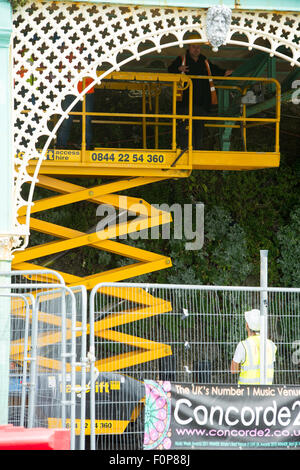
[0,270,88,450]
[89,282,300,450]
[2,270,299,450]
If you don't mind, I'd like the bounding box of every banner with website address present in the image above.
[143,381,300,450]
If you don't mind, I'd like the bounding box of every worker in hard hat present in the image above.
[230,309,277,385]
[168,33,233,150]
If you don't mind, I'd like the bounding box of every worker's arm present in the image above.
[168,56,183,74]
[230,360,240,374]
[209,61,233,77]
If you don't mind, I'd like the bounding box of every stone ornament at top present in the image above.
[206,5,232,51]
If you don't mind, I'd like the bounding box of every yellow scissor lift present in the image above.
[13,72,281,438]
[15,71,281,285]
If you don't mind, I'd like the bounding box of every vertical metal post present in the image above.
[0,263,11,425]
[267,57,276,94]
[188,80,193,152]
[275,80,281,154]
[82,77,86,153]
[0,0,13,426]
[66,286,87,449]
[172,81,176,150]
[61,287,67,428]
[28,294,39,428]
[155,89,159,149]
[0,0,12,235]
[89,288,96,450]
[20,294,34,427]
[241,88,248,152]
[260,250,268,385]
[142,85,147,149]
[70,288,76,451]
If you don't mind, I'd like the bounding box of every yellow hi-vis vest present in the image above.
[238,335,276,385]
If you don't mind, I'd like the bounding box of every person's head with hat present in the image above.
[187,33,202,62]
[244,309,261,335]
[177,33,203,73]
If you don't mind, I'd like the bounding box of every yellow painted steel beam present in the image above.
[13,257,171,289]
[95,346,172,373]
[13,255,172,291]
[26,147,280,175]
[19,182,151,217]
[35,356,69,372]
[68,258,172,291]
[12,176,176,373]
[192,151,280,170]
[11,262,169,306]
[14,210,171,263]
[92,295,173,372]
[12,262,81,284]
[95,327,172,372]
[18,217,168,263]
[90,285,171,305]
[26,163,191,178]
[94,303,173,333]
[34,175,170,213]
[10,328,83,360]
[36,175,166,197]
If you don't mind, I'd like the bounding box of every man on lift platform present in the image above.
[168,34,232,150]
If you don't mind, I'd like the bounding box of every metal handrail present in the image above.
[73,73,280,155]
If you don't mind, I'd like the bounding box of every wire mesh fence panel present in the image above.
[31,284,86,450]
[89,283,300,450]
[7,293,35,428]
[68,286,88,450]
[32,286,70,429]
[268,290,300,385]
[0,270,85,450]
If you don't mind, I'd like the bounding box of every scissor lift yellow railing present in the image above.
[25,71,281,176]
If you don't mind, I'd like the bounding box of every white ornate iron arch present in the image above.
[12,2,300,252]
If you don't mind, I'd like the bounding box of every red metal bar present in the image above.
[0,425,70,450]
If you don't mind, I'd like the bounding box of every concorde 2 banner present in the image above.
[143,381,300,450]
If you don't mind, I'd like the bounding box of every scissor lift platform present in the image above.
[24,71,280,177]
[26,148,280,177]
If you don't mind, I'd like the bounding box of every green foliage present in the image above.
[203,207,252,285]
[277,207,300,287]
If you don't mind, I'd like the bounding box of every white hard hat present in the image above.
[245,309,261,331]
